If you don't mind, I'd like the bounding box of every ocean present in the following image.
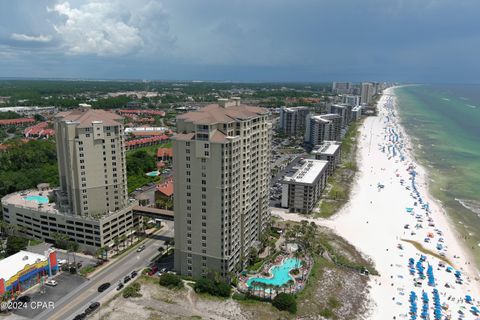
[395,84,480,267]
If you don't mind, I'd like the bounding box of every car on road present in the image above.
[124,275,131,283]
[17,295,31,303]
[136,245,146,252]
[97,282,111,292]
[73,313,87,320]
[84,302,100,315]
[45,279,58,286]
[131,270,138,278]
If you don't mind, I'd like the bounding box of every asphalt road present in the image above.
[34,223,174,320]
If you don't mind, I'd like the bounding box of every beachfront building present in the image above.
[332,82,352,94]
[311,141,342,177]
[1,106,139,252]
[361,82,375,105]
[329,104,350,128]
[342,95,361,107]
[351,105,362,121]
[279,106,310,136]
[0,249,58,298]
[304,113,342,146]
[281,159,329,214]
[173,98,272,278]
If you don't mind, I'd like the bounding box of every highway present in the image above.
[34,223,173,320]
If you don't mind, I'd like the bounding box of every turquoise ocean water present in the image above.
[395,85,480,267]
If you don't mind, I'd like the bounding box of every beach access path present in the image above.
[273,87,480,319]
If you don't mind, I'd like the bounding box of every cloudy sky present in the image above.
[0,0,479,82]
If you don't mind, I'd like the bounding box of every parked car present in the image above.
[73,313,87,320]
[131,270,138,278]
[58,259,67,265]
[123,275,131,283]
[84,302,100,314]
[147,266,158,276]
[116,282,124,291]
[17,295,31,303]
[97,282,111,292]
[45,279,58,286]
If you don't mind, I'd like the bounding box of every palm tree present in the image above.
[113,236,120,254]
[267,284,273,300]
[287,279,295,294]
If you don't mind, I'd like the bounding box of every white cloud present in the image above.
[48,0,171,56]
[10,33,52,43]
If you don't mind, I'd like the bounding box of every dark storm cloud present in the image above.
[1,0,480,82]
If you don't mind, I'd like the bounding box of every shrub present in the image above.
[319,308,334,318]
[194,277,231,297]
[159,273,184,289]
[272,293,297,314]
[290,268,300,275]
[123,282,142,298]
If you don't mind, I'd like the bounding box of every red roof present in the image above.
[0,118,35,125]
[131,131,169,137]
[125,135,169,147]
[117,109,165,117]
[156,147,173,158]
[24,122,55,137]
[156,178,173,197]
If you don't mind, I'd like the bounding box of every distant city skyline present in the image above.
[1,0,480,83]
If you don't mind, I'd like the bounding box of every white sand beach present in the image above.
[273,87,480,319]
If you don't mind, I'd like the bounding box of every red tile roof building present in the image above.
[23,122,55,139]
[117,109,166,117]
[0,118,35,126]
[125,135,169,150]
[156,177,173,198]
[156,147,173,162]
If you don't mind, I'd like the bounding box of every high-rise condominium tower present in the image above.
[173,98,271,278]
[55,105,128,216]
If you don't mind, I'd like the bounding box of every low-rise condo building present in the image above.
[281,159,328,214]
[312,141,342,176]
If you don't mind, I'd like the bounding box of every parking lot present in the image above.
[13,273,87,319]
[269,155,305,207]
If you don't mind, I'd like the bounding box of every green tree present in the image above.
[159,273,183,289]
[6,235,28,255]
[272,293,297,314]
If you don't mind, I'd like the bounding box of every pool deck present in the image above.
[2,189,60,213]
[239,254,313,298]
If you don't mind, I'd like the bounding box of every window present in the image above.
[204,151,209,156]
[204,143,209,148]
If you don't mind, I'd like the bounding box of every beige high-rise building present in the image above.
[173,98,271,278]
[2,105,138,252]
[55,105,129,216]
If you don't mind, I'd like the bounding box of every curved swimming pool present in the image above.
[23,195,49,204]
[247,257,300,288]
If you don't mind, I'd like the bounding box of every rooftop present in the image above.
[0,250,48,282]
[1,189,61,214]
[283,159,328,185]
[312,141,341,156]
[177,101,268,125]
[56,108,123,128]
[156,178,174,197]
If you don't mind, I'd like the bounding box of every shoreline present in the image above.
[392,86,480,278]
[273,86,480,319]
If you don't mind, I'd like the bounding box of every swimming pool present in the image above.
[23,195,49,204]
[246,257,300,288]
[146,171,160,177]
